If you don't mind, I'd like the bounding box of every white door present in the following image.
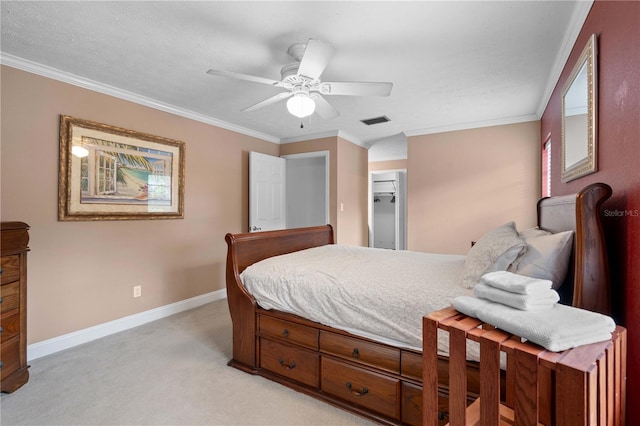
[249,152,286,232]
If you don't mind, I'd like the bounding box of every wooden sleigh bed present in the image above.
[224,182,614,425]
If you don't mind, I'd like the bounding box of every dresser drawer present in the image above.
[321,357,400,419]
[0,256,20,285]
[401,350,422,380]
[1,338,20,380]
[320,331,400,373]
[401,381,423,426]
[0,281,20,314]
[0,311,20,343]
[260,338,319,388]
[402,381,450,426]
[0,223,29,393]
[259,315,319,350]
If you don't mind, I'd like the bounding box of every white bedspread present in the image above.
[240,244,470,351]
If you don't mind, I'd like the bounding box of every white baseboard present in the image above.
[27,289,227,361]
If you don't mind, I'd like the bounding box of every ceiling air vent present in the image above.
[361,115,390,126]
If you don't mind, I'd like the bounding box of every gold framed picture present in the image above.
[58,115,185,221]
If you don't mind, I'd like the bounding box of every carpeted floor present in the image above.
[0,299,374,425]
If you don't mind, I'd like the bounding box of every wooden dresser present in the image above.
[1,222,30,393]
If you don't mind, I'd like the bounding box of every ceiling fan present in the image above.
[206,39,393,119]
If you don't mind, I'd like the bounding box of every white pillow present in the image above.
[462,222,526,289]
[511,230,574,289]
[518,226,551,239]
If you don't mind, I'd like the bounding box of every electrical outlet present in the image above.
[133,285,142,298]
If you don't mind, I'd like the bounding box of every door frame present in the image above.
[369,169,407,250]
[281,151,330,228]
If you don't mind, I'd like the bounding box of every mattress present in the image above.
[240,244,471,352]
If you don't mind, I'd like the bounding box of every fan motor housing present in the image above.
[286,42,307,62]
[280,63,316,88]
[280,63,300,81]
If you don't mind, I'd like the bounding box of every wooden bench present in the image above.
[423,306,627,425]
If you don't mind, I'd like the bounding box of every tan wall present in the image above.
[0,66,278,343]
[407,121,541,255]
[336,137,369,246]
[368,159,408,172]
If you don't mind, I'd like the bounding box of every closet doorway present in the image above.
[369,170,406,250]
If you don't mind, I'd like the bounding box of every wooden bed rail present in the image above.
[423,307,627,426]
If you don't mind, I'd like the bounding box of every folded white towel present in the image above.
[481,271,552,294]
[453,295,483,318]
[473,282,559,311]
[452,296,615,352]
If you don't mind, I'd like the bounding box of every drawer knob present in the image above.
[278,358,296,370]
[345,382,368,396]
[351,348,360,358]
[282,329,289,338]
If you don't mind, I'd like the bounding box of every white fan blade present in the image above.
[318,81,393,97]
[242,91,292,112]
[297,39,335,80]
[310,94,339,120]
[207,69,281,87]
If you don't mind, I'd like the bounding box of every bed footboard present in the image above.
[224,225,334,370]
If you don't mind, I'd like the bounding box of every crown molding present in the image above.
[0,52,280,144]
[337,130,367,148]
[280,129,339,144]
[536,0,594,117]
[369,152,408,162]
[280,129,366,148]
[404,114,539,137]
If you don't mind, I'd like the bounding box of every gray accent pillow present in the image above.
[462,222,526,289]
[518,226,550,239]
[511,230,574,289]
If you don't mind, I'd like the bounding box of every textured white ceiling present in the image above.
[1,1,591,161]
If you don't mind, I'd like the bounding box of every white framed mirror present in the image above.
[561,33,598,182]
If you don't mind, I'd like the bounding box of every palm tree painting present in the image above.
[79,136,172,205]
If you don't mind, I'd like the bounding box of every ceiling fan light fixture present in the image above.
[287,93,316,118]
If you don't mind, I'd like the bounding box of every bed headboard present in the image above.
[537,182,612,315]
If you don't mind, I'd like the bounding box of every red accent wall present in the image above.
[541,1,640,422]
